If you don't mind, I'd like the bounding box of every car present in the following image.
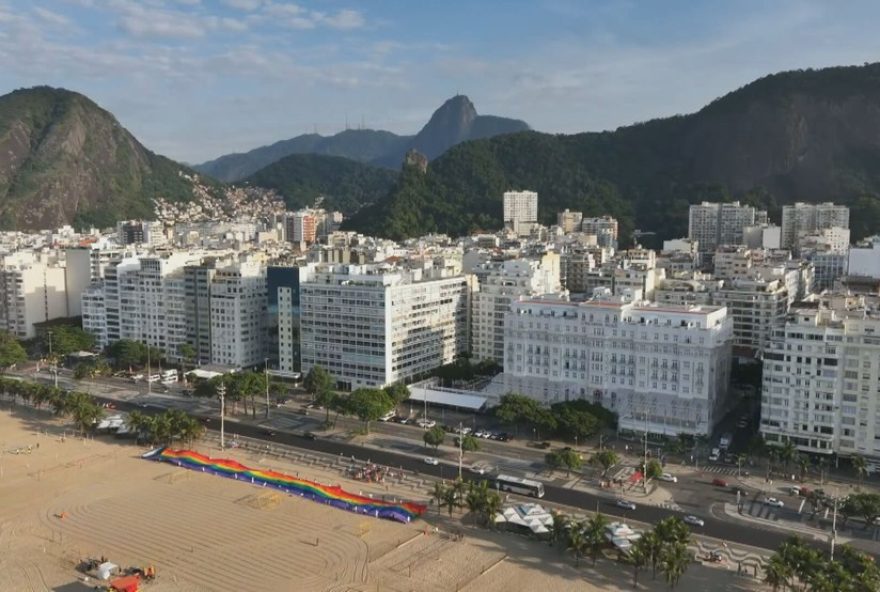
[658,473,678,483]
[474,429,490,438]
[712,478,728,487]
[423,457,440,466]
[261,428,277,437]
[301,431,317,440]
[416,419,436,428]
[736,420,748,429]
[454,425,472,435]
[496,433,512,442]
[764,497,785,508]
[683,515,705,527]
[788,485,802,496]
[615,499,637,511]
[470,464,490,475]
[378,411,395,422]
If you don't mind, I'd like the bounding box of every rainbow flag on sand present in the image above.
[143,447,425,523]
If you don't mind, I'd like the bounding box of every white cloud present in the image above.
[222,0,262,10]
[318,9,364,30]
[32,7,73,27]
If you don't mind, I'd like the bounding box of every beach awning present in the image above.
[97,562,118,580]
[109,575,140,592]
[407,389,488,411]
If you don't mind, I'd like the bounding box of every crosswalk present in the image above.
[700,464,743,477]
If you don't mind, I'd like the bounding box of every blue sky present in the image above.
[1,0,879,163]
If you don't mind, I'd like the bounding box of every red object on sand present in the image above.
[109,575,140,592]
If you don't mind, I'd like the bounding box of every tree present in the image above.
[463,479,500,526]
[584,513,609,565]
[842,492,880,529]
[779,439,798,473]
[459,434,480,453]
[423,425,446,450]
[591,449,619,479]
[45,325,96,357]
[106,339,147,369]
[493,393,556,437]
[643,458,663,481]
[628,536,650,587]
[0,331,27,370]
[304,365,334,399]
[548,510,570,548]
[384,382,410,405]
[441,479,463,516]
[178,343,196,383]
[549,400,600,442]
[640,530,663,580]
[431,481,447,516]
[546,448,582,476]
[566,523,586,567]
[852,454,868,486]
[660,541,690,589]
[763,554,792,592]
[344,388,394,433]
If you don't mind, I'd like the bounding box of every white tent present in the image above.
[97,561,118,580]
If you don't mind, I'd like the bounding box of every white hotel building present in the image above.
[300,263,470,389]
[502,291,733,436]
[761,295,880,459]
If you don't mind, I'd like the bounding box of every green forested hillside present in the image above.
[347,64,880,243]
[244,153,398,212]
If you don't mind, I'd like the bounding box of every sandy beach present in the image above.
[0,405,760,591]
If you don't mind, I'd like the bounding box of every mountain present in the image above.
[0,86,211,230]
[243,153,397,213]
[194,95,529,181]
[346,63,880,244]
[196,129,407,183]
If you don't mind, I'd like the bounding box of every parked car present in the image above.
[712,478,728,487]
[683,515,705,527]
[261,428,277,437]
[416,419,436,428]
[423,457,440,466]
[658,473,678,483]
[470,464,490,475]
[474,429,491,438]
[764,497,785,508]
[788,485,802,496]
[301,431,317,440]
[615,499,637,511]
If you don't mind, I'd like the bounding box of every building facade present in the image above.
[209,261,267,368]
[502,293,733,436]
[761,295,880,459]
[300,264,470,389]
[688,202,762,256]
[781,202,849,251]
[503,191,538,235]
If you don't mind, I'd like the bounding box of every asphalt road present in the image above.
[86,392,806,554]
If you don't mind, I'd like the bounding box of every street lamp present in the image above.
[218,382,226,450]
[47,330,58,388]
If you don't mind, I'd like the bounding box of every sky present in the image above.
[1,0,880,164]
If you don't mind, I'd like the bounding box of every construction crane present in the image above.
[631,229,656,246]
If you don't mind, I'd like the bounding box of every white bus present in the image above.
[495,474,545,498]
[160,369,178,384]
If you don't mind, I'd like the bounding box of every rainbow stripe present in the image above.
[143,447,425,523]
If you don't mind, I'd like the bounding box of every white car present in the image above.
[658,473,678,483]
[764,497,785,508]
[615,499,637,511]
[683,515,705,527]
[470,464,490,475]
[423,457,440,466]
[474,429,490,438]
[416,419,436,428]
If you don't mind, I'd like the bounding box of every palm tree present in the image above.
[585,513,610,565]
[548,510,570,548]
[660,541,689,589]
[567,523,586,567]
[817,456,829,485]
[797,454,810,482]
[628,536,649,587]
[431,481,447,517]
[780,440,797,475]
[465,480,486,524]
[441,482,461,517]
[852,455,868,486]
[639,530,663,579]
[763,554,791,591]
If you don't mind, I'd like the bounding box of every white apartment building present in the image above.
[0,252,69,339]
[116,220,165,246]
[210,261,267,368]
[471,253,562,364]
[581,216,619,249]
[688,202,762,255]
[81,284,107,346]
[781,202,849,251]
[743,224,781,250]
[300,264,470,389]
[503,191,538,235]
[502,292,733,436]
[761,295,880,459]
[713,277,790,357]
[848,236,880,279]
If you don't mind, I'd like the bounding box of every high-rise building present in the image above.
[761,294,880,459]
[300,264,470,389]
[848,236,880,279]
[581,216,619,249]
[209,261,267,368]
[688,202,762,256]
[781,202,849,251]
[116,220,165,246]
[269,265,315,374]
[713,277,790,357]
[184,260,222,365]
[471,253,562,364]
[502,292,733,436]
[0,252,69,339]
[503,191,538,235]
[285,210,319,244]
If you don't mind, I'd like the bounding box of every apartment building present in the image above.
[581,216,619,249]
[781,202,849,251]
[270,265,316,374]
[209,261,267,368]
[116,220,165,246]
[712,277,790,357]
[761,294,880,459]
[502,292,733,436]
[848,236,880,279]
[300,263,470,389]
[471,253,562,364]
[0,252,69,339]
[284,210,319,244]
[183,261,221,365]
[503,191,538,235]
[557,209,583,233]
[688,202,763,256]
